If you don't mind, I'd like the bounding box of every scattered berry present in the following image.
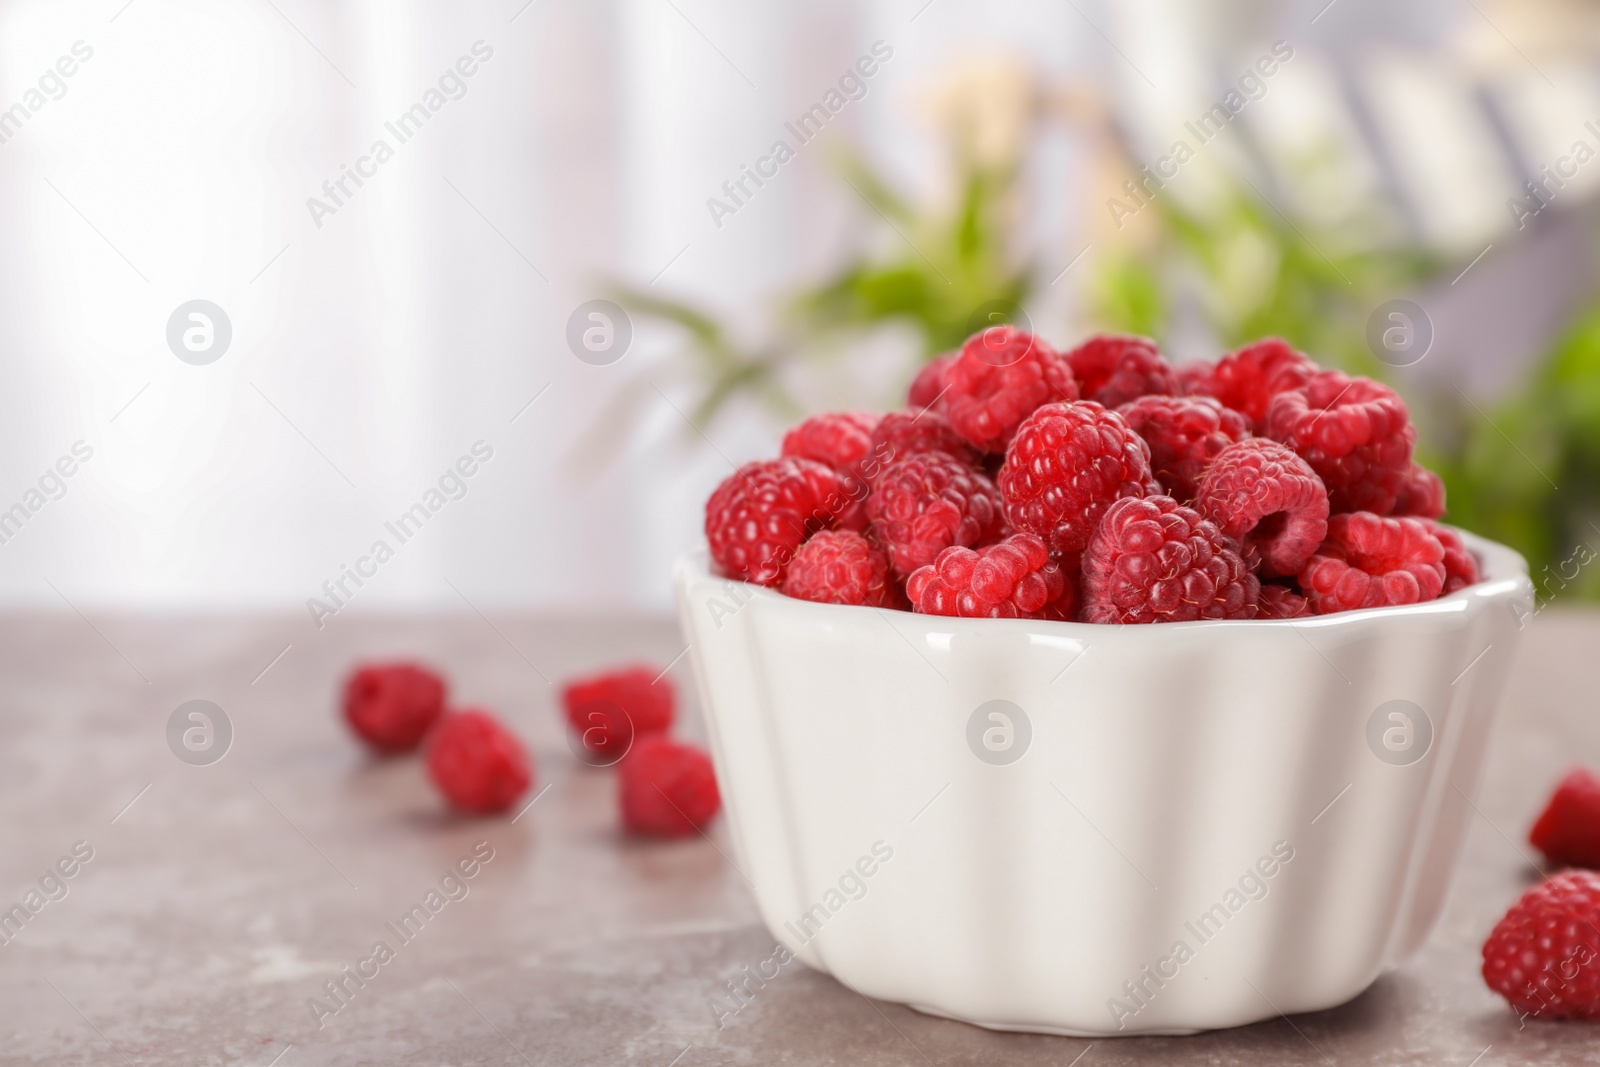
[1064,334,1177,408]
[342,663,447,754]
[1531,768,1600,870]
[561,665,674,764]
[705,458,849,586]
[1082,496,1259,623]
[907,532,1073,619]
[1117,394,1250,502]
[939,327,1078,453]
[1195,438,1330,578]
[908,353,957,409]
[998,401,1159,555]
[1481,871,1600,1019]
[867,409,978,477]
[1391,463,1447,519]
[426,710,532,814]
[1298,512,1446,613]
[620,737,721,837]
[1186,338,1316,428]
[1265,370,1416,514]
[1425,521,1480,594]
[782,530,895,606]
[1257,583,1311,619]
[867,451,1003,578]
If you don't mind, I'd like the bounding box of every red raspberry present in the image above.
[906,532,1073,619]
[998,401,1159,555]
[1424,520,1479,594]
[560,665,674,764]
[781,411,879,533]
[1195,438,1330,578]
[426,710,532,814]
[867,409,978,477]
[1298,512,1445,614]
[908,352,956,409]
[1391,463,1447,518]
[1063,334,1177,408]
[342,662,446,754]
[1175,360,1216,397]
[1265,370,1416,514]
[1531,768,1600,870]
[781,530,895,606]
[1187,338,1316,428]
[1257,583,1310,619]
[1481,871,1600,1019]
[1081,496,1259,623]
[938,327,1078,452]
[780,411,878,471]
[620,736,721,836]
[705,458,848,586]
[1116,394,1250,502]
[867,451,1002,578]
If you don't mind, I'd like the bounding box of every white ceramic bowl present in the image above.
[674,532,1532,1036]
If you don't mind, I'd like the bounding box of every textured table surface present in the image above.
[1,607,1597,1066]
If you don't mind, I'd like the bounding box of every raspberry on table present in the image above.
[561,665,674,764]
[426,710,532,814]
[1298,512,1446,613]
[1116,394,1250,502]
[938,326,1078,453]
[705,458,849,586]
[1265,370,1416,514]
[1195,438,1330,578]
[1424,520,1480,594]
[867,451,1003,578]
[1257,583,1311,619]
[1530,768,1600,870]
[1185,337,1316,428]
[620,737,721,836]
[906,532,1074,619]
[908,352,957,409]
[782,530,895,607]
[998,401,1159,555]
[1481,870,1600,1019]
[1064,334,1177,409]
[1391,463,1447,519]
[342,662,447,754]
[867,409,978,477]
[1081,495,1259,623]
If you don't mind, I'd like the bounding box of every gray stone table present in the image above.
[1,608,1597,1065]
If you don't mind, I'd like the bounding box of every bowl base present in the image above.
[906,1001,1205,1038]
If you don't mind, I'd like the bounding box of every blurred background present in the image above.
[2,0,1598,620]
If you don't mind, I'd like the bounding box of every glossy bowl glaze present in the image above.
[673,531,1531,1036]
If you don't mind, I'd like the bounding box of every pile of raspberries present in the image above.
[340,661,719,837]
[704,330,1477,622]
